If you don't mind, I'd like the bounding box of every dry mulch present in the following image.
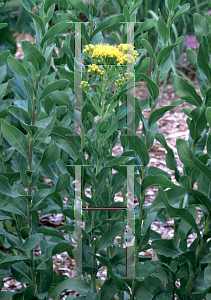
[2,33,203,299]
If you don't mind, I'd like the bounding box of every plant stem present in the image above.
[27,73,39,285]
[89,0,97,36]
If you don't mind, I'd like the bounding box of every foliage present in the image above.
[0,0,211,300]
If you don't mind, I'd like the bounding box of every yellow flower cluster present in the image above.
[80,81,91,92]
[88,64,104,75]
[115,73,128,89]
[83,43,139,65]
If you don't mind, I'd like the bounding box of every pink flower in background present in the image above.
[184,35,199,49]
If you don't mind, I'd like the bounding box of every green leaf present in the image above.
[41,22,71,47]
[40,79,69,100]
[158,16,170,44]
[48,91,70,106]
[56,139,80,161]
[0,23,7,30]
[171,73,202,106]
[186,48,198,70]
[100,123,118,146]
[151,239,182,258]
[194,13,209,43]
[21,233,44,251]
[157,37,183,67]
[22,0,45,35]
[198,35,211,84]
[141,174,180,194]
[167,0,180,11]
[180,175,211,213]
[44,0,58,12]
[0,193,27,218]
[55,173,70,193]
[170,4,190,26]
[135,19,156,35]
[40,143,58,165]
[37,226,65,240]
[34,116,56,148]
[123,5,130,22]
[141,39,157,65]
[0,50,10,65]
[90,14,124,40]
[124,128,150,166]
[139,74,159,100]
[52,279,93,300]
[11,262,32,284]
[7,56,33,88]
[176,139,211,182]
[95,222,127,254]
[0,175,21,197]
[66,0,89,18]
[0,254,31,270]
[148,100,183,126]
[158,187,200,238]
[22,41,46,71]
[0,119,29,159]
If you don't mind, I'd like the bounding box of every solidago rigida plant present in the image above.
[0,0,211,299]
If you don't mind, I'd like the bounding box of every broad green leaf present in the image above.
[0,291,17,300]
[158,187,200,238]
[100,278,118,300]
[194,13,209,43]
[66,0,89,18]
[41,22,71,47]
[90,14,124,40]
[11,262,32,284]
[34,116,55,148]
[124,128,150,166]
[56,139,80,161]
[0,50,10,65]
[95,222,127,253]
[21,233,43,251]
[141,39,157,64]
[22,41,46,71]
[55,173,70,193]
[148,100,183,126]
[167,0,180,11]
[48,91,70,106]
[40,143,58,165]
[44,0,58,12]
[151,239,182,258]
[0,193,27,218]
[52,242,74,256]
[186,48,198,70]
[176,139,211,182]
[157,37,183,67]
[135,19,156,36]
[141,174,180,194]
[123,5,130,22]
[0,119,29,159]
[139,74,159,100]
[180,175,211,213]
[0,254,31,270]
[171,73,202,106]
[40,79,69,100]
[170,4,190,26]
[52,279,93,300]
[158,16,169,44]
[0,175,21,197]
[7,56,33,88]
[37,226,65,240]
[100,123,118,146]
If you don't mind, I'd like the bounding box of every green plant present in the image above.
[0,0,211,300]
